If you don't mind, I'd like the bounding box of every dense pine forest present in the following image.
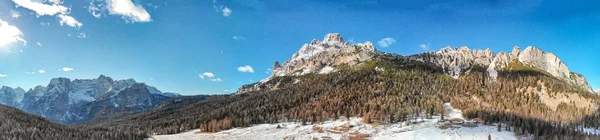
[93,54,600,139]
[0,104,146,140]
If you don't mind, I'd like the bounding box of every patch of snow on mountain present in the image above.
[318,66,335,74]
[68,90,95,105]
[293,44,326,61]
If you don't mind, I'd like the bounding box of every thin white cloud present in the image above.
[25,72,35,74]
[232,36,245,40]
[38,70,46,74]
[0,74,6,77]
[58,14,82,28]
[237,65,254,73]
[36,42,42,46]
[88,1,103,18]
[61,67,73,72]
[48,0,62,5]
[40,22,50,26]
[213,1,231,17]
[377,37,396,48]
[222,7,232,17]
[11,0,69,16]
[77,33,86,38]
[210,78,223,82]
[11,10,21,18]
[419,43,430,51]
[199,72,215,79]
[0,19,27,47]
[224,89,230,93]
[11,0,82,28]
[265,68,272,74]
[105,0,152,22]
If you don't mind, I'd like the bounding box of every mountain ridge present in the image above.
[0,75,180,124]
[238,33,594,94]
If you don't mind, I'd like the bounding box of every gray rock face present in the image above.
[238,33,376,94]
[2,75,179,124]
[518,47,570,79]
[411,46,593,92]
[110,83,162,107]
[271,33,376,77]
[0,86,25,108]
[410,46,497,78]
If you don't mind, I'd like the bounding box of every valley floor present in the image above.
[150,103,520,140]
[151,118,518,140]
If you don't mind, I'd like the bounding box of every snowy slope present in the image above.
[151,117,518,140]
[150,103,519,140]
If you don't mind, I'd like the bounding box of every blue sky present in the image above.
[0,0,599,95]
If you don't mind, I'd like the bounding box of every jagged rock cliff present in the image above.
[1,75,179,124]
[237,33,376,93]
[0,86,25,108]
[410,46,592,92]
[271,33,376,77]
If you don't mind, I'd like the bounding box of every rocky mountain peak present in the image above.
[1,86,12,91]
[0,86,25,106]
[97,74,114,82]
[273,61,281,70]
[49,77,71,86]
[518,46,570,79]
[239,33,377,94]
[438,46,454,53]
[323,33,344,44]
[511,46,521,57]
[271,33,376,77]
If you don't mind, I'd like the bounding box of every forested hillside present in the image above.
[0,104,146,140]
[99,54,600,139]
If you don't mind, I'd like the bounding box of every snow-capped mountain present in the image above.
[238,33,376,93]
[0,75,179,124]
[0,86,25,107]
[238,33,594,94]
[272,33,376,77]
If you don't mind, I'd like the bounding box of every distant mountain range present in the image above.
[0,75,179,124]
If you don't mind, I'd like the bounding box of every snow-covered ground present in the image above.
[150,103,519,140]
